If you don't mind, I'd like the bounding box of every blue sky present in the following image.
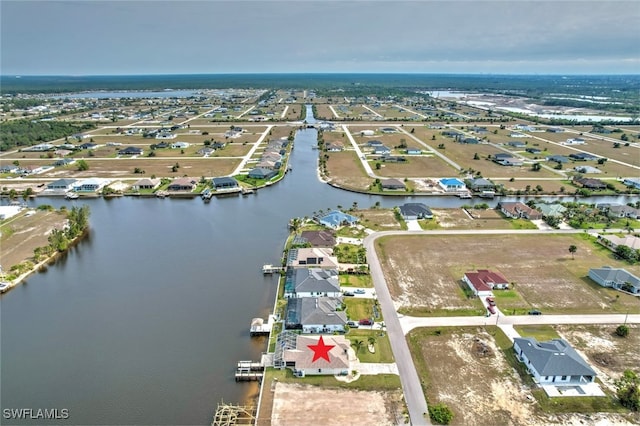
[1,0,639,75]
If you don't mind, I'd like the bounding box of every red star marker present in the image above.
[307,335,335,363]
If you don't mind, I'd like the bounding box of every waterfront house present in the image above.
[380,178,406,190]
[73,178,108,192]
[534,203,567,218]
[212,176,239,190]
[604,204,640,219]
[294,230,337,248]
[284,268,341,298]
[131,178,160,191]
[47,178,77,191]
[287,248,339,269]
[589,267,640,294]
[281,333,353,376]
[399,203,433,220]
[466,178,495,192]
[285,297,347,333]
[574,177,606,190]
[438,178,466,192]
[167,177,197,191]
[622,178,640,190]
[513,337,597,387]
[247,168,277,180]
[498,202,543,220]
[318,210,358,229]
[463,270,509,296]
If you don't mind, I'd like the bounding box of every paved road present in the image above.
[400,313,640,335]
[364,233,430,426]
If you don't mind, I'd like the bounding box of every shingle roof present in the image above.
[514,337,597,377]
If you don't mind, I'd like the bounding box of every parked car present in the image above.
[528,310,542,315]
[487,305,496,315]
[354,289,365,294]
[358,318,373,326]
[343,291,354,297]
[486,296,496,306]
[346,321,359,328]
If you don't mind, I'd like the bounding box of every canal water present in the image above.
[0,106,635,425]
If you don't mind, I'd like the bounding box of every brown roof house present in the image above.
[498,202,542,220]
[167,177,197,191]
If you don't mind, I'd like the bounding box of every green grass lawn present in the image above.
[513,325,561,341]
[492,289,531,314]
[347,329,394,363]
[266,367,401,391]
[344,298,381,321]
[339,273,373,287]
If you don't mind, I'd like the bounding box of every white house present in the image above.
[463,270,509,296]
[170,141,190,149]
[565,138,585,145]
[513,337,597,387]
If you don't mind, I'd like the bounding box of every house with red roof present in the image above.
[463,269,510,296]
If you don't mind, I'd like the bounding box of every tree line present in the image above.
[0,119,96,151]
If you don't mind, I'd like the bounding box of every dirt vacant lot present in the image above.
[270,382,404,426]
[376,234,640,315]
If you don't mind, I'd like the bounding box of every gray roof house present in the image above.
[285,297,347,333]
[589,267,640,294]
[381,178,406,190]
[513,337,597,386]
[284,268,341,298]
[466,178,495,192]
[47,178,77,191]
[399,203,433,220]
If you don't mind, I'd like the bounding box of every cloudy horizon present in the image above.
[1,0,639,76]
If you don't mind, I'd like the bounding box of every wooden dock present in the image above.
[262,264,284,274]
[235,360,264,381]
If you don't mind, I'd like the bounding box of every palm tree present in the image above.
[568,245,577,259]
[367,336,376,347]
[351,339,364,354]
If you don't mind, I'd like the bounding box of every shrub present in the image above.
[428,403,454,425]
[616,324,630,337]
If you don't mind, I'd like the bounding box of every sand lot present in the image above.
[270,382,404,426]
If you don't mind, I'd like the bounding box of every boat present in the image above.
[65,192,79,199]
[457,191,472,199]
[479,190,495,199]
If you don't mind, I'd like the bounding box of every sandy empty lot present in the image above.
[270,382,404,426]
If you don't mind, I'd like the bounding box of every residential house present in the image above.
[287,247,339,269]
[54,149,74,158]
[569,153,598,161]
[0,165,19,174]
[382,156,406,163]
[46,178,77,191]
[131,178,160,191]
[466,178,495,192]
[280,333,352,376]
[442,130,462,138]
[546,155,569,164]
[167,177,197,191]
[406,148,421,155]
[622,178,640,190]
[118,146,144,156]
[574,177,606,190]
[374,146,392,155]
[429,123,445,129]
[526,147,542,154]
[469,126,488,134]
[510,132,529,138]
[461,137,479,144]
[23,143,54,152]
[574,166,601,174]
[285,297,347,333]
[247,168,277,180]
[255,160,278,170]
[366,140,384,148]
[507,141,526,148]
[295,230,337,248]
[326,141,344,152]
[380,127,396,133]
[597,203,640,219]
[381,178,406,190]
[197,147,215,156]
[79,142,98,150]
[170,141,190,149]
[597,234,640,252]
[494,157,523,166]
[399,203,433,220]
[284,268,341,298]
[155,133,177,140]
[317,210,358,229]
[498,202,543,220]
[546,127,565,133]
[53,158,76,167]
[534,203,567,218]
[513,337,597,386]
[360,130,375,136]
[438,178,466,192]
[73,178,108,192]
[589,267,640,294]
[463,269,510,296]
[212,176,239,190]
[565,138,585,145]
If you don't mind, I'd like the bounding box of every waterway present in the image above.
[0,105,636,425]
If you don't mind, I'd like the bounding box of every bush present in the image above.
[616,324,630,337]
[615,370,640,411]
[428,402,454,425]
